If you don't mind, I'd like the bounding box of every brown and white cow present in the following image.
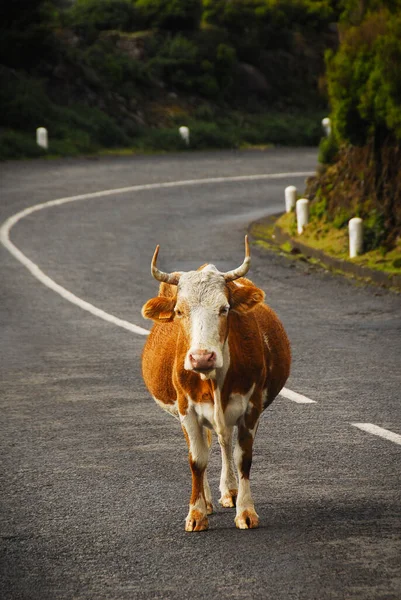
[141,236,291,531]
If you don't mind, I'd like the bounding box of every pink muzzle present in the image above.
[188,350,217,371]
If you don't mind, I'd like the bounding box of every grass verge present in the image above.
[250,212,401,290]
[275,212,401,276]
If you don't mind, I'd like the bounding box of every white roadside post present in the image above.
[36,127,48,150]
[322,117,331,137]
[285,185,297,212]
[349,217,363,258]
[178,126,190,146]
[296,198,309,234]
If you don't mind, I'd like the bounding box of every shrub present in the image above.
[338,0,401,24]
[0,71,58,131]
[254,113,323,146]
[326,10,401,145]
[48,130,94,155]
[148,34,199,86]
[318,135,339,164]
[203,0,334,39]
[65,0,144,34]
[332,207,351,229]
[193,104,217,122]
[0,68,131,156]
[148,34,226,99]
[188,121,238,149]
[53,105,131,147]
[0,130,46,160]
[317,5,401,250]
[136,122,238,152]
[310,194,328,220]
[363,209,386,251]
[136,127,187,151]
[0,0,60,69]
[136,0,202,32]
[83,40,149,89]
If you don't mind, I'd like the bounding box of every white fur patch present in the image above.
[153,396,179,420]
[225,384,255,427]
[177,269,228,371]
[186,381,255,433]
[181,405,209,469]
[235,476,255,514]
[200,370,216,381]
[193,400,215,430]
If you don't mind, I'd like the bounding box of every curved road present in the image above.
[1,149,400,600]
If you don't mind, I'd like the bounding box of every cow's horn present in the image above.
[223,235,251,281]
[151,245,181,285]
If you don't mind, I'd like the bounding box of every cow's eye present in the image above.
[175,309,183,317]
[220,306,230,316]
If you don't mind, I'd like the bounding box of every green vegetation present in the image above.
[2,0,399,274]
[326,6,401,146]
[66,0,146,34]
[135,0,203,31]
[273,0,401,280]
[307,0,401,261]
[0,0,336,160]
[272,210,401,277]
[317,135,338,165]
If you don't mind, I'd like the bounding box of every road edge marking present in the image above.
[0,172,313,337]
[351,423,401,446]
[280,387,317,404]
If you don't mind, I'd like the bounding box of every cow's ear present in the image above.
[142,297,176,322]
[229,284,265,313]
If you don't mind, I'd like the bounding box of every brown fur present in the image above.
[141,272,291,530]
[141,275,290,412]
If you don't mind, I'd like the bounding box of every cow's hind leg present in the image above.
[234,418,259,529]
[181,412,210,532]
[218,427,238,508]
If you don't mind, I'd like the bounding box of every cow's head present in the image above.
[142,237,264,378]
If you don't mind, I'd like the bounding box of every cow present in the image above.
[141,236,291,531]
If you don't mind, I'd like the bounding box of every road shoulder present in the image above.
[250,214,401,292]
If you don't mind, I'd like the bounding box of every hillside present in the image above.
[0,0,338,159]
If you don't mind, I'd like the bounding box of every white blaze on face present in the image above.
[176,266,229,372]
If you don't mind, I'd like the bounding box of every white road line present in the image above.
[351,423,401,446]
[280,387,317,404]
[0,171,313,337]
[1,211,151,337]
[0,170,315,397]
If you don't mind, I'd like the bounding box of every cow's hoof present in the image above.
[235,509,259,529]
[206,502,214,515]
[185,510,209,532]
[219,489,238,508]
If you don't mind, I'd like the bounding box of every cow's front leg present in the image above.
[218,427,238,508]
[234,418,259,529]
[181,411,209,532]
[204,428,214,515]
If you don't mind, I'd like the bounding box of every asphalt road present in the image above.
[1,149,400,600]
